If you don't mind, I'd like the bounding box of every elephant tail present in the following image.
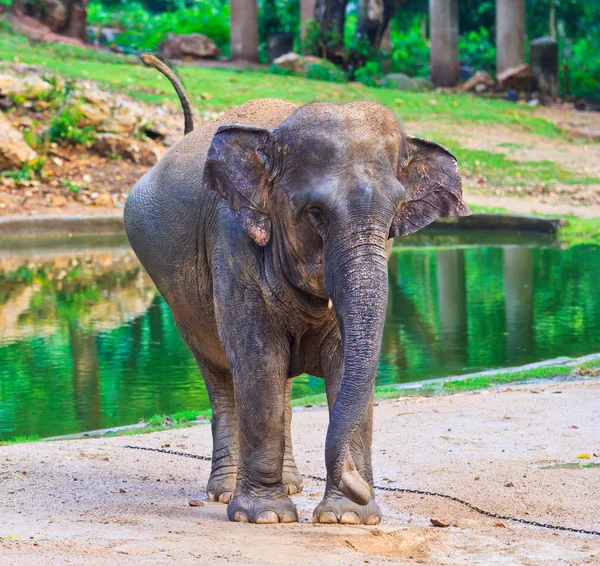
[140,52,194,135]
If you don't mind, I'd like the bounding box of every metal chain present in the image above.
[125,445,600,537]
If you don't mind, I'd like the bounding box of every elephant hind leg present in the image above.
[174,318,238,504]
[283,378,303,496]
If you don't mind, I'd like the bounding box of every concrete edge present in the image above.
[0,213,563,238]
[432,214,564,234]
[0,214,125,237]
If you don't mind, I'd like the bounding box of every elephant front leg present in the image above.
[205,373,238,504]
[312,338,382,525]
[227,351,298,524]
[283,378,303,496]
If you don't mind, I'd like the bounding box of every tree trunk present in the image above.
[301,0,317,28]
[496,0,525,74]
[9,0,27,16]
[356,0,401,51]
[314,0,349,63]
[64,0,89,43]
[429,0,459,86]
[230,0,259,62]
[9,0,88,42]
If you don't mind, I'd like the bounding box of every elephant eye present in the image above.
[305,206,328,232]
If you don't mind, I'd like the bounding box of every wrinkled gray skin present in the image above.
[125,94,471,525]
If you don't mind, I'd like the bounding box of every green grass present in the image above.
[0,435,40,446]
[453,146,599,187]
[145,409,209,426]
[0,27,562,137]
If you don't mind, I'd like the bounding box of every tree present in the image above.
[230,0,259,61]
[314,0,348,63]
[356,0,403,51]
[429,0,459,86]
[9,0,89,43]
[496,0,525,73]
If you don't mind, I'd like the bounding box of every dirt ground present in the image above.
[1,378,599,565]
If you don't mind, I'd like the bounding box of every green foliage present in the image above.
[88,0,230,53]
[305,60,347,83]
[2,158,46,180]
[46,103,95,145]
[354,61,391,87]
[389,17,430,78]
[458,27,496,72]
[563,36,600,101]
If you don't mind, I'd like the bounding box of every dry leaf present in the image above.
[493,522,506,528]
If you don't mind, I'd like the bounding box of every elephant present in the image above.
[125,54,471,525]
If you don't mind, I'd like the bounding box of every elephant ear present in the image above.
[202,124,274,246]
[390,136,472,237]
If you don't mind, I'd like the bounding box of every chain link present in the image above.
[125,445,600,536]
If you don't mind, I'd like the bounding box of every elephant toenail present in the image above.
[340,512,361,524]
[280,509,298,523]
[218,491,233,503]
[286,484,298,495]
[256,511,279,524]
[316,511,338,524]
[233,511,249,522]
[366,515,381,525]
[207,491,216,502]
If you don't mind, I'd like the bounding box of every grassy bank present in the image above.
[0,28,561,137]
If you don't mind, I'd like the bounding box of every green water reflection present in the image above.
[0,234,599,440]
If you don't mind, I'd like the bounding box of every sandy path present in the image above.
[1,379,599,565]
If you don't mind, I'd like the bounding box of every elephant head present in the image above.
[202,102,470,504]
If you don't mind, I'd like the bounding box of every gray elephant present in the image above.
[125,55,471,525]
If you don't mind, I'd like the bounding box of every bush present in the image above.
[389,19,430,78]
[458,27,496,72]
[87,0,230,54]
[47,104,95,145]
[563,36,600,101]
[354,61,391,87]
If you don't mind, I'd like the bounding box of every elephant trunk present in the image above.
[324,226,389,505]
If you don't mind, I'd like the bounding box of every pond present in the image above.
[1,231,599,441]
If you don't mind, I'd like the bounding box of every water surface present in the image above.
[0,232,598,440]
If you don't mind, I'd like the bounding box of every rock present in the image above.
[272,53,338,77]
[273,52,305,74]
[93,133,165,165]
[385,73,414,90]
[79,86,148,136]
[87,26,122,45]
[460,71,495,93]
[43,0,68,32]
[158,34,220,60]
[0,113,38,170]
[497,63,532,92]
[0,73,52,97]
[267,32,294,63]
[188,500,204,507]
[51,194,68,207]
[530,37,559,100]
[95,192,113,207]
[410,78,434,91]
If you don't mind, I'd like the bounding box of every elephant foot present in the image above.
[283,460,303,496]
[227,486,298,524]
[207,468,236,504]
[312,489,382,525]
